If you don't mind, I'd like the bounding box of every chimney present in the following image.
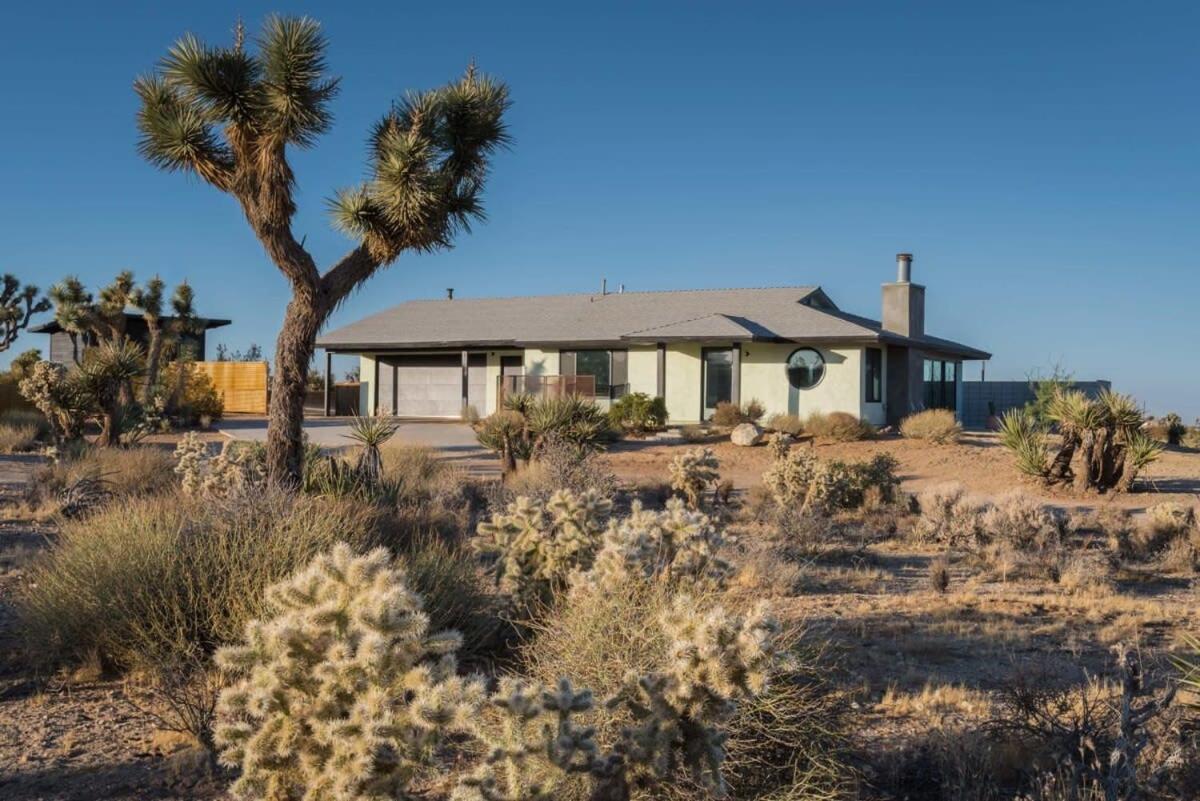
[881,252,924,338]
[446,288,454,300]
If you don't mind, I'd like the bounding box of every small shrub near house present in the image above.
[900,408,962,444]
[804,410,874,441]
[764,412,804,436]
[763,443,898,514]
[712,398,765,428]
[608,391,668,434]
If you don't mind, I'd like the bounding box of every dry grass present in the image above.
[877,682,994,723]
[0,423,40,453]
[30,445,177,511]
[899,409,963,444]
[804,411,874,442]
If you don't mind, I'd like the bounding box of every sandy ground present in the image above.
[602,431,1200,513]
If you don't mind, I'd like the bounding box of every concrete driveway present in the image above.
[216,417,497,475]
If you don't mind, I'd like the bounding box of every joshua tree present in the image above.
[129,277,198,404]
[134,16,510,486]
[0,275,50,353]
[48,272,138,362]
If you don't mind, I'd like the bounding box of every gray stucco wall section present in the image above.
[961,380,1112,428]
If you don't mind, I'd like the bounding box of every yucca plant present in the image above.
[78,340,146,447]
[136,16,510,486]
[1171,634,1200,710]
[998,408,1050,479]
[344,415,400,486]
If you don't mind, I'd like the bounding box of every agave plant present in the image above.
[998,408,1049,479]
[345,415,400,486]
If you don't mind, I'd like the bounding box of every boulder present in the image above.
[730,423,763,447]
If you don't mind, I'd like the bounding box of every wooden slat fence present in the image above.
[194,361,269,414]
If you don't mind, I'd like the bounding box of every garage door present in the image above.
[379,355,485,418]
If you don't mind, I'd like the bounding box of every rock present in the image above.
[730,423,763,446]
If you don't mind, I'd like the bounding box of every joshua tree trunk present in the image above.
[268,294,328,485]
[142,325,164,405]
[1049,434,1076,483]
[1074,430,1096,492]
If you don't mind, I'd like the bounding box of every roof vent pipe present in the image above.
[618,283,625,294]
[896,253,913,283]
[446,288,454,300]
[601,278,607,295]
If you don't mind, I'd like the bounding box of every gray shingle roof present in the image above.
[317,286,989,359]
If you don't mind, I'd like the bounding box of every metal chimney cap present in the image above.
[896,253,913,262]
[895,253,913,283]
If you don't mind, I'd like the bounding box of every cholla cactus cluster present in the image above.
[763,444,898,514]
[174,433,266,499]
[668,447,720,509]
[475,489,612,608]
[455,598,780,801]
[214,544,483,801]
[583,498,732,593]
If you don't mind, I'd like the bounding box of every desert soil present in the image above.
[603,430,1200,513]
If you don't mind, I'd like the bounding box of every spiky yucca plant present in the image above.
[475,490,613,610]
[136,16,510,486]
[77,340,146,446]
[455,597,779,801]
[668,447,720,509]
[345,415,400,487]
[999,408,1051,479]
[214,543,483,801]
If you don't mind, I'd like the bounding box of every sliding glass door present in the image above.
[701,348,734,419]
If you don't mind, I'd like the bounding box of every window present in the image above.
[923,358,958,411]
[573,350,611,396]
[786,348,825,390]
[865,347,882,403]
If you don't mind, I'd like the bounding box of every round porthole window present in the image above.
[786,348,825,389]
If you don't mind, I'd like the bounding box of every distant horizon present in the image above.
[3,1,1197,419]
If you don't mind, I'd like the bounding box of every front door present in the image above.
[701,348,734,420]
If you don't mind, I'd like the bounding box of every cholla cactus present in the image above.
[475,489,612,608]
[668,447,719,509]
[766,432,791,461]
[762,445,818,506]
[174,434,266,499]
[583,498,732,593]
[763,447,898,514]
[214,543,483,801]
[456,598,780,801]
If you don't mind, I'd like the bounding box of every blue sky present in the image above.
[2,1,1197,418]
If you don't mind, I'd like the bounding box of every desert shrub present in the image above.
[520,579,850,801]
[18,359,91,442]
[17,490,383,670]
[215,544,482,801]
[764,413,804,436]
[582,498,732,593]
[174,433,266,499]
[476,395,611,473]
[345,414,400,486]
[495,432,618,506]
[914,487,1064,551]
[396,535,499,662]
[29,444,177,511]
[711,399,765,428]
[668,446,720,508]
[474,489,613,610]
[900,409,962,444]
[1117,502,1199,568]
[913,485,982,544]
[609,391,668,434]
[928,557,951,593]
[763,446,898,514]
[0,421,39,453]
[1058,552,1115,597]
[1183,425,1200,449]
[1145,412,1187,446]
[804,411,873,442]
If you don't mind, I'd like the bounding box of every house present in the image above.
[32,313,231,364]
[316,254,990,425]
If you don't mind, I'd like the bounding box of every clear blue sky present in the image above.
[2,2,1196,418]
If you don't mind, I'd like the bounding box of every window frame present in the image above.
[786,347,826,391]
[864,347,882,403]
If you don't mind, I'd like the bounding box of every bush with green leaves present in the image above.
[476,395,611,474]
[215,543,484,801]
[457,593,780,801]
[668,447,720,509]
[475,489,613,610]
[900,408,962,444]
[608,392,668,434]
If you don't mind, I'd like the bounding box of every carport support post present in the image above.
[323,351,332,417]
[730,342,742,407]
[461,350,469,412]
[656,343,666,398]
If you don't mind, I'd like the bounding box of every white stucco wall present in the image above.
[740,343,864,422]
[626,345,659,398]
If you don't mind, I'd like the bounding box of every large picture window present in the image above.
[923,359,958,411]
[574,350,611,396]
[864,347,882,403]
[786,348,825,390]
